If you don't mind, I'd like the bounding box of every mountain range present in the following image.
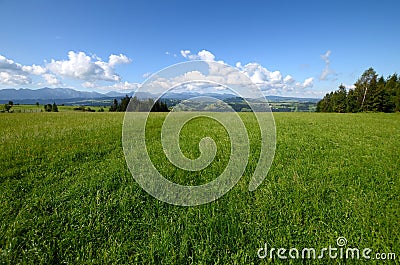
[0,87,320,104]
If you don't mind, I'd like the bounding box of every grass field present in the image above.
[0,112,399,264]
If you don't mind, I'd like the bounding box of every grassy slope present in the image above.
[0,112,399,264]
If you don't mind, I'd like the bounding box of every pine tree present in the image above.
[52,102,58,112]
[346,89,357,112]
[334,84,347,113]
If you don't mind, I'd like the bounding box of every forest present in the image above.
[316,68,400,112]
[109,95,169,112]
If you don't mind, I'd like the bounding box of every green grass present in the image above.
[0,112,399,264]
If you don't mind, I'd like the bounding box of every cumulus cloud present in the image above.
[180,49,218,62]
[239,62,314,93]
[0,71,31,86]
[162,49,316,96]
[22,64,47,75]
[0,51,133,89]
[111,81,140,91]
[43,73,61,86]
[302,77,314,87]
[46,51,132,83]
[0,55,32,85]
[197,50,215,61]
[99,81,140,91]
[0,55,23,72]
[0,55,63,87]
[319,50,335,80]
[108,54,131,67]
[1,48,319,97]
[283,75,294,84]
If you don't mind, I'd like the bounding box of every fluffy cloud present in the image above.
[96,81,140,91]
[108,54,131,67]
[1,48,320,97]
[0,55,32,85]
[238,62,314,93]
[343,83,355,90]
[302,77,314,88]
[0,55,23,72]
[0,71,31,86]
[43,73,61,86]
[0,55,63,87]
[110,81,140,91]
[47,51,130,82]
[22,64,47,75]
[0,52,133,89]
[180,49,217,62]
[197,50,215,61]
[283,75,294,84]
[178,50,315,95]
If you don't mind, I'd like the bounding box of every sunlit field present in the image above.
[1,112,399,264]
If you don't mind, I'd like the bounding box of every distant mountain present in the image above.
[265,95,320,103]
[0,87,320,105]
[0,87,104,100]
[160,92,237,100]
[104,91,130,98]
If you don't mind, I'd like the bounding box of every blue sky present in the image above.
[0,0,399,97]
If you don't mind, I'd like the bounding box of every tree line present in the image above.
[109,95,169,112]
[316,68,400,113]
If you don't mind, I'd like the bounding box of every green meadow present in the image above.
[0,112,399,264]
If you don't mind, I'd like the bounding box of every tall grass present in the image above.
[0,112,399,264]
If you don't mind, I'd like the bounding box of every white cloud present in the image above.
[180,49,217,62]
[0,55,32,86]
[239,62,314,93]
[343,83,355,90]
[82,81,96,88]
[180,50,191,58]
[319,50,335,80]
[22,64,47,75]
[0,71,31,86]
[47,51,131,83]
[43,73,61,86]
[0,52,134,90]
[108,54,131,67]
[81,81,140,92]
[0,55,23,72]
[197,50,215,61]
[302,77,314,88]
[147,49,317,96]
[107,81,140,91]
[284,75,294,84]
